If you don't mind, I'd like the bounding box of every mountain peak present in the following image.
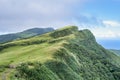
[59,26,78,30]
[50,26,78,38]
[79,29,96,41]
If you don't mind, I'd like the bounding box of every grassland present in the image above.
[0,26,76,80]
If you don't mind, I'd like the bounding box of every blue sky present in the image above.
[0,0,120,49]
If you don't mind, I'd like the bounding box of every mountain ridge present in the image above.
[0,26,120,80]
[0,27,54,43]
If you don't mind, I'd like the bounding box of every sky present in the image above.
[0,0,120,49]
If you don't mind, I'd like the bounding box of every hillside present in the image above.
[0,26,120,80]
[109,49,120,56]
[0,27,54,43]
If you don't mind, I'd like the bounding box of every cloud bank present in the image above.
[0,0,87,33]
[73,15,120,39]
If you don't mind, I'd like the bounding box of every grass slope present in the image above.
[0,26,120,80]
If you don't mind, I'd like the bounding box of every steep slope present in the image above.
[0,26,120,80]
[0,27,54,43]
[109,49,120,56]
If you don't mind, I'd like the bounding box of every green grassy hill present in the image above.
[0,26,120,80]
[0,27,54,43]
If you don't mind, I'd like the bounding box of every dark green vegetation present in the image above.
[0,26,120,80]
[109,49,120,56]
[0,27,54,43]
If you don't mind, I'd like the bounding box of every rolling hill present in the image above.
[0,26,120,80]
[0,27,54,43]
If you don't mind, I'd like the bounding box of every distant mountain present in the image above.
[0,27,54,43]
[0,26,119,80]
[109,49,120,56]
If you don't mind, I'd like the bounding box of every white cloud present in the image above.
[0,32,10,35]
[103,20,120,27]
[0,0,86,17]
[91,20,120,39]
[95,30,116,38]
[91,27,120,39]
[73,15,105,29]
[73,15,120,39]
